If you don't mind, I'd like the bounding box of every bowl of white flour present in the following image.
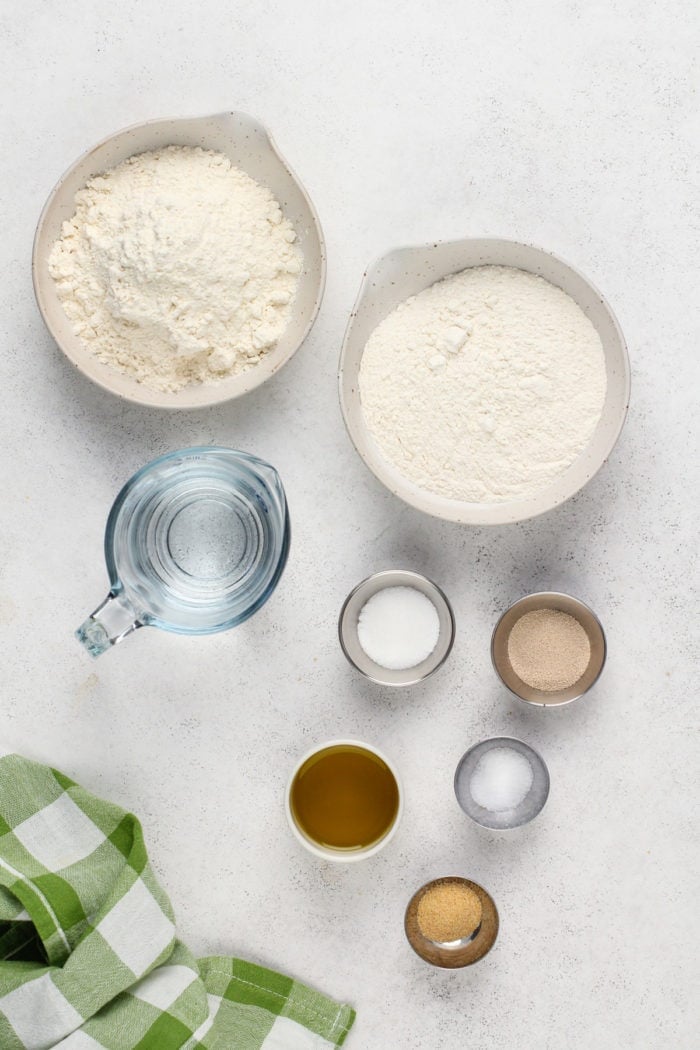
[339,239,630,524]
[33,112,325,408]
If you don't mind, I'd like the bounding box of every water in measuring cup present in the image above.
[105,448,289,635]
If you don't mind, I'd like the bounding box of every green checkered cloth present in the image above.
[0,753,355,1049]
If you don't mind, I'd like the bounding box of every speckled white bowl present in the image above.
[33,112,326,409]
[339,238,630,525]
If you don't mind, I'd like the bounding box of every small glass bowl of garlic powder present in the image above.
[338,569,455,686]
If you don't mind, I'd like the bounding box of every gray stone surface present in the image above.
[1,2,697,1046]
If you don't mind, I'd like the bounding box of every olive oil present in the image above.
[290,744,399,851]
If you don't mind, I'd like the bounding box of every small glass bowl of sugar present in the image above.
[338,569,455,686]
[454,737,550,829]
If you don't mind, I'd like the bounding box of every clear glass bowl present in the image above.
[454,737,550,830]
[338,569,455,686]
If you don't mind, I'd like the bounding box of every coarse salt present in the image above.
[469,747,534,813]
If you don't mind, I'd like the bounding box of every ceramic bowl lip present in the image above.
[453,735,550,829]
[32,110,326,410]
[284,737,404,863]
[491,590,607,707]
[338,236,631,525]
[337,569,456,686]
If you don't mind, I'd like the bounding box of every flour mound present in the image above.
[49,146,302,392]
[359,266,607,503]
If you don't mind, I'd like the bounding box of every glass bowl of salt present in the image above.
[338,569,455,686]
[454,737,550,830]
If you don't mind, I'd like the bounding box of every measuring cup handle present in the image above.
[76,592,142,657]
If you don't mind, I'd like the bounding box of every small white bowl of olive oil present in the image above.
[285,739,403,862]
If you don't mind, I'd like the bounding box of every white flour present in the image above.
[49,146,302,392]
[359,266,607,503]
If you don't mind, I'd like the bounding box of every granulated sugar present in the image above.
[357,586,440,670]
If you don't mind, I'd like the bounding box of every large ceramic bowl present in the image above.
[339,239,630,525]
[33,112,326,409]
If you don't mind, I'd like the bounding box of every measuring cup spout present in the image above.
[256,461,283,494]
[76,591,142,657]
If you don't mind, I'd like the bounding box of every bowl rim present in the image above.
[490,590,608,707]
[32,110,327,410]
[338,236,631,525]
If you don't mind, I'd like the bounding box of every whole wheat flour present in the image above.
[49,146,302,392]
[359,266,607,503]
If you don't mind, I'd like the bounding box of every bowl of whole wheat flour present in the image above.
[33,112,325,408]
[339,238,630,525]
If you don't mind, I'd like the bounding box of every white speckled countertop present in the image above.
[2,2,697,1047]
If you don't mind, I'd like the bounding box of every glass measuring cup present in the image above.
[76,447,290,657]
